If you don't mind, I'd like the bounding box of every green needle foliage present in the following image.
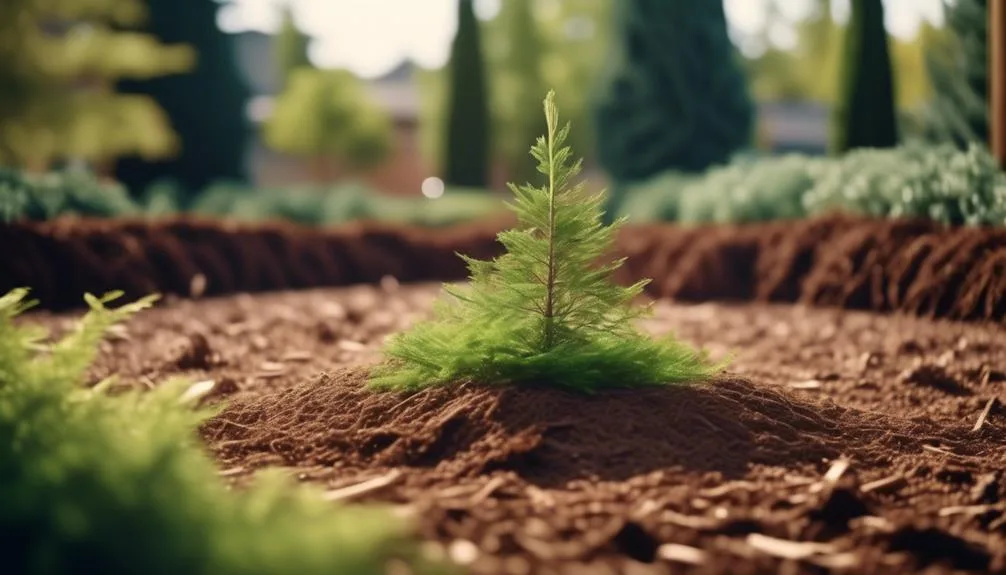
[0,288,445,575]
[370,91,720,392]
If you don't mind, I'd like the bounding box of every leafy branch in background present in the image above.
[264,68,393,183]
[914,0,988,147]
[0,288,444,575]
[0,0,194,170]
[370,91,720,392]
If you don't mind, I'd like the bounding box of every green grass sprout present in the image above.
[370,91,723,392]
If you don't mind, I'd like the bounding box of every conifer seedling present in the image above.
[369,91,722,392]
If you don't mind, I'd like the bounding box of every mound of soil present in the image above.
[24,283,1006,574]
[204,371,964,489]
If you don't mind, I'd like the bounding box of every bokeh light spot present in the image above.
[422,177,445,199]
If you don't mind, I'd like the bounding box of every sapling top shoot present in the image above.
[369,91,722,392]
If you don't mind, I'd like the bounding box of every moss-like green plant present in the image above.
[370,91,721,392]
[0,288,445,575]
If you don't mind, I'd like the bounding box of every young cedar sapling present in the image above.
[369,91,723,392]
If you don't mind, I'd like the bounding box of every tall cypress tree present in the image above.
[592,0,754,183]
[830,0,898,153]
[442,0,490,188]
[115,0,252,199]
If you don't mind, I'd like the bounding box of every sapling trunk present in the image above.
[543,96,558,351]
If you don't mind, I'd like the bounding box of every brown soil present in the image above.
[4,214,1006,324]
[25,283,1006,574]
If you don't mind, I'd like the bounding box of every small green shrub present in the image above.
[677,154,821,223]
[802,143,1006,226]
[370,92,720,392]
[614,171,696,223]
[614,143,1006,227]
[183,181,502,228]
[0,168,138,223]
[1,169,503,228]
[0,288,444,575]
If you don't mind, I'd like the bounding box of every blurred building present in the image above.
[756,101,830,155]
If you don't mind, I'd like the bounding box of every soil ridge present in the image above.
[4,214,1005,324]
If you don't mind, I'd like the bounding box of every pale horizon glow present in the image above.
[220,0,948,78]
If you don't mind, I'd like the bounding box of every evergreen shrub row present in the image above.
[0,169,503,228]
[617,143,1006,227]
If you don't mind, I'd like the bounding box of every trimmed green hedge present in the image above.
[0,289,447,575]
[0,169,137,222]
[143,179,504,227]
[616,143,1006,227]
[5,144,1004,229]
[0,169,504,228]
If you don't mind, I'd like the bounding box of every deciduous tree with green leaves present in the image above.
[264,68,392,182]
[370,91,719,392]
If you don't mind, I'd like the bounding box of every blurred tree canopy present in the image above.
[0,0,194,170]
[275,3,312,90]
[912,0,988,147]
[744,0,943,111]
[493,0,547,187]
[264,68,393,182]
[114,0,253,198]
[593,0,755,180]
[419,0,614,184]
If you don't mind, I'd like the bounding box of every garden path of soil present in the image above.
[3,214,1006,324]
[26,283,1006,574]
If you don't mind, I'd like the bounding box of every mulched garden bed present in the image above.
[24,282,1006,574]
[3,214,1005,323]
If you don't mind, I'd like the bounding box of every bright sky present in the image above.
[217,0,948,79]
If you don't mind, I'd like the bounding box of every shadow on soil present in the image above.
[202,369,956,488]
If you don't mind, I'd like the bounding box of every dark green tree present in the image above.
[114,0,253,199]
[830,0,898,153]
[917,0,988,147]
[274,3,312,90]
[442,0,491,188]
[592,0,755,183]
